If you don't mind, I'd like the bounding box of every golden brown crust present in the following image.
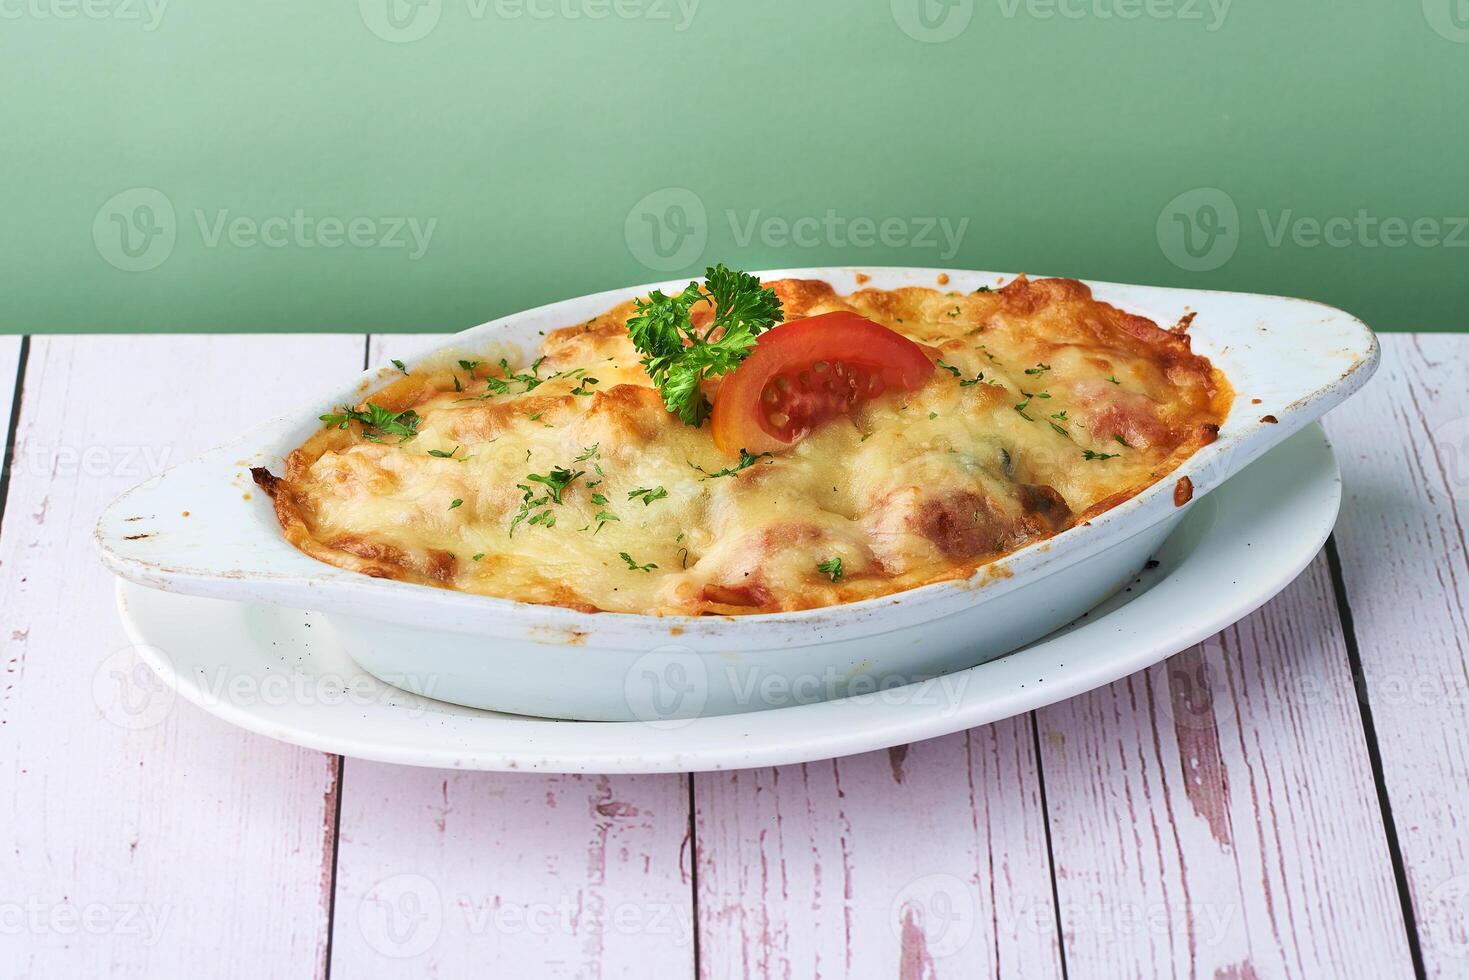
[252,277,1232,616]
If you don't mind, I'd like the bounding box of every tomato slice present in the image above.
[710,311,934,455]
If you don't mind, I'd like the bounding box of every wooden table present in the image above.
[2,333,1465,979]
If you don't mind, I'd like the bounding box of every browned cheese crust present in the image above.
[253,276,1232,615]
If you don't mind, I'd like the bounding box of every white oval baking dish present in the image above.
[95,267,1378,722]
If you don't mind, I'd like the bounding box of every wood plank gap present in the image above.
[1029,712,1072,980]
[321,335,370,980]
[688,773,703,980]
[321,754,346,980]
[1324,535,1429,980]
[0,335,31,536]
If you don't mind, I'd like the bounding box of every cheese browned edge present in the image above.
[253,276,1232,616]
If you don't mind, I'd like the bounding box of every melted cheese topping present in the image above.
[255,276,1231,615]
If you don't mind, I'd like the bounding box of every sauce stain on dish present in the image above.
[529,625,589,646]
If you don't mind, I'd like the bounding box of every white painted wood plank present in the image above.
[0,334,364,980]
[1324,333,1469,977]
[329,765,695,978]
[694,721,1062,980]
[330,333,695,979]
[1035,554,1414,979]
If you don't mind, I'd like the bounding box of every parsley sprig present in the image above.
[689,449,772,480]
[620,552,657,572]
[509,466,584,535]
[628,486,669,506]
[525,466,584,505]
[319,403,421,443]
[626,264,784,426]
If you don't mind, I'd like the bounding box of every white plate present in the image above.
[114,424,1340,774]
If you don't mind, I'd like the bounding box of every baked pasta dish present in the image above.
[253,269,1231,615]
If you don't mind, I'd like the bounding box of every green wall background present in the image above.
[3,0,1465,334]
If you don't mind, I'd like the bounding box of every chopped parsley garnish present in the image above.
[525,467,584,504]
[816,557,844,582]
[620,552,657,572]
[508,496,549,533]
[626,264,784,426]
[449,498,463,509]
[497,358,543,393]
[1105,375,1121,385]
[391,359,408,375]
[508,466,584,535]
[1024,363,1052,376]
[1114,435,1131,447]
[1082,449,1120,461]
[427,446,459,458]
[1051,411,1068,421]
[628,486,669,506]
[580,492,619,532]
[458,359,481,373]
[1013,400,1035,422]
[1049,422,1070,437]
[573,444,600,462]
[319,403,421,443]
[974,285,992,293]
[570,376,599,396]
[690,449,773,480]
[937,358,984,386]
[471,553,484,561]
